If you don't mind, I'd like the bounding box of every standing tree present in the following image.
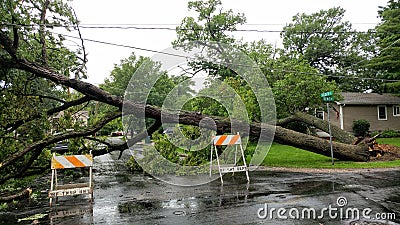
[272,57,340,118]
[281,7,377,92]
[369,0,400,93]
[173,0,246,79]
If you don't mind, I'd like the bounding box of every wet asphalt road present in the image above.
[1,150,400,225]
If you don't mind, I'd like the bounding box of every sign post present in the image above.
[320,91,335,165]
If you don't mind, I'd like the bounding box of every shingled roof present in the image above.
[339,92,400,105]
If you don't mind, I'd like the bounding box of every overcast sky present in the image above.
[68,0,388,85]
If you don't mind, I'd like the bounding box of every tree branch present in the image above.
[5,95,92,133]
[117,119,162,159]
[72,9,87,79]
[10,3,19,51]
[0,111,121,172]
[275,115,297,126]
[292,111,356,144]
[0,188,32,203]
[0,30,17,57]
[21,94,66,103]
[83,120,162,158]
[0,148,43,184]
[39,0,50,64]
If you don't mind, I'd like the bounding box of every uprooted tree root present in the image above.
[351,133,400,161]
[369,144,400,161]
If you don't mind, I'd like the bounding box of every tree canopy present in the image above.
[281,7,378,92]
[369,0,400,93]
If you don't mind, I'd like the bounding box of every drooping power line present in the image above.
[59,32,400,83]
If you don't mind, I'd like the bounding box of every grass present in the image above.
[258,138,400,169]
[377,137,400,146]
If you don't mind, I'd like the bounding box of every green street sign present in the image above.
[320,91,333,97]
[323,96,335,102]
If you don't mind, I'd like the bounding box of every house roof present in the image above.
[339,92,400,105]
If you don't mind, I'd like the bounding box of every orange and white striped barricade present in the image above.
[210,133,249,184]
[49,152,93,206]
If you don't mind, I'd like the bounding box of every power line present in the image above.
[0,23,381,34]
[58,33,188,59]
[0,22,381,26]
[52,33,400,83]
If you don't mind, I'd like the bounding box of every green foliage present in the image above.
[271,57,340,118]
[0,203,8,211]
[126,127,212,174]
[282,7,353,71]
[384,81,400,94]
[126,156,143,173]
[0,0,91,181]
[369,0,400,81]
[352,119,370,137]
[372,130,400,138]
[173,0,246,47]
[152,132,180,164]
[282,7,375,92]
[97,52,194,136]
[173,0,247,80]
[0,175,35,195]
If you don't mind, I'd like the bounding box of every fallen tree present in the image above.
[0,7,397,186]
[0,29,371,172]
[1,58,371,163]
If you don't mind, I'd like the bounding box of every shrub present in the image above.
[352,119,370,137]
[371,130,400,138]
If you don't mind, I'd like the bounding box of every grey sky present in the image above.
[69,0,388,85]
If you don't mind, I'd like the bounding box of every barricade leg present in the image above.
[239,145,250,182]
[50,169,55,206]
[89,166,93,201]
[232,145,238,177]
[214,146,224,184]
[55,169,58,204]
[209,144,213,178]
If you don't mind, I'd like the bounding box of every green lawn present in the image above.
[258,138,400,169]
[377,137,400,146]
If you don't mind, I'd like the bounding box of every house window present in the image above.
[316,110,324,120]
[377,105,387,120]
[394,105,400,117]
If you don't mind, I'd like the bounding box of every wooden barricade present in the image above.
[209,133,250,184]
[49,152,93,206]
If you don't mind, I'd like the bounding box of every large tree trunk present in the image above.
[273,126,368,161]
[277,112,357,144]
[292,112,357,144]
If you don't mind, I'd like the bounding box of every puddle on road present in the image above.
[118,200,161,214]
[161,197,198,210]
[289,180,341,195]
